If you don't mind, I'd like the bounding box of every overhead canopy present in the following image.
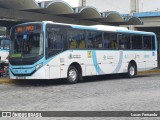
[46,1,74,14]
[117,16,143,25]
[0,0,143,27]
[77,6,101,19]
[125,16,143,25]
[93,11,124,23]
[0,0,39,9]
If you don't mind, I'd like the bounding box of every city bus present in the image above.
[9,21,157,83]
[0,36,10,76]
[0,36,10,63]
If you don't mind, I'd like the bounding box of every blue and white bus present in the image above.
[9,21,157,83]
[0,36,10,63]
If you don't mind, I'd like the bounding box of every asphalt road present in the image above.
[0,74,160,119]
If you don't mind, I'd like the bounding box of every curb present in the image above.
[0,78,14,84]
[0,69,160,84]
[138,69,160,74]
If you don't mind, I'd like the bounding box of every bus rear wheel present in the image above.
[67,66,78,84]
[127,63,136,78]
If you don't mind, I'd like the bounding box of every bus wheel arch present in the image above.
[127,60,137,78]
[67,62,82,84]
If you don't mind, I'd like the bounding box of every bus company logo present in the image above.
[69,54,73,59]
[103,55,106,60]
[2,112,11,117]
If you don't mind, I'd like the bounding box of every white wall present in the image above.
[139,0,160,12]
[86,0,130,13]
[86,0,160,13]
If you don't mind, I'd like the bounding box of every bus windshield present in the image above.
[10,24,43,59]
[0,37,10,50]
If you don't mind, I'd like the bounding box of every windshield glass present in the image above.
[10,24,43,58]
[0,37,10,50]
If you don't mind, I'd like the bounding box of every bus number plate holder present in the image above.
[16,76,26,79]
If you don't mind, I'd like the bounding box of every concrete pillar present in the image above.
[130,0,139,13]
[78,0,86,6]
[129,0,139,30]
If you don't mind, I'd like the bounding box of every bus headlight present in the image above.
[36,63,43,71]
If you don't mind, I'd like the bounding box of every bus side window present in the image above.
[143,36,152,50]
[131,35,143,49]
[69,39,77,48]
[87,31,102,49]
[111,40,118,49]
[152,36,156,50]
[119,34,130,50]
[78,40,85,48]
[68,29,85,49]
[103,32,117,49]
[103,33,111,49]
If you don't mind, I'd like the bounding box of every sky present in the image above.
[35,0,79,7]
[35,0,160,14]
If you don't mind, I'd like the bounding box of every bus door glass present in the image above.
[143,35,156,69]
[103,32,117,73]
[46,24,68,59]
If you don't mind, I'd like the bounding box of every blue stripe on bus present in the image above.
[113,51,123,73]
[92,51,104,74]
[0,49,9,52]
[10,57,45,69]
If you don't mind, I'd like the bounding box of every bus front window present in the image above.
[10,25,43,59]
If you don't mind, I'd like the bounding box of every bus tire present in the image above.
[127,63,136,78]
[67,66,78,84]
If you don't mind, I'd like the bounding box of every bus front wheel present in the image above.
[127,63,136,78]
[67,66,78,84]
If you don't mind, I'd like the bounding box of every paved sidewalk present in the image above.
[0,78,13,84]
[138,68,160,74]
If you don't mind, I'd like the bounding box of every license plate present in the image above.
[16,76,26,79]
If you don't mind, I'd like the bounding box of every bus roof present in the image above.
[25,21,154,35]
[42,21,128,32]
[117,29,156,35]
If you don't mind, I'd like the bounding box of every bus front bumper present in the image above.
[9,67,49,79]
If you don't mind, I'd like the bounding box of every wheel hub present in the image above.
[130,66,135,76]
[69,69,77,81]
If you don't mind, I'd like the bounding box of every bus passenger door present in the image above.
[135,51,146,71]
[145,51,157,70]
[49,66,61,79]
[114,50,124,73]
[144,36,157,70]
